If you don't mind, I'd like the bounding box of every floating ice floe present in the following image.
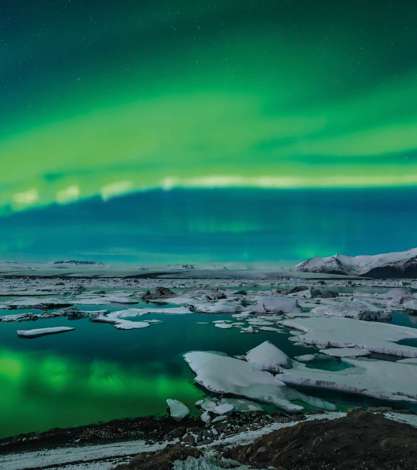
[320,347,370,358]
[239,326,256,334]
[17,326,75,338]
[258,326,284,333]
[310,298,390,321]
[166,399,190,421]
[403,298,417,314]
[190,299,242,314]
[197,397,262,414]
[94,306,189,330]
[294,354,317,362]
[196,398,234,415]
[94,308,151,330]
[246,341,290,371]
[201,410,211,424]
[151,294,194,305]
[279,358,417,403]
[213,320,233,329]
[249,295,300,315]
[398,358,417,365]
[281,317,417,358]
[246,318,274,326]
[184,351,335,413]
[1,312,60,322]
[379,287,411,306]
[114,320,151,330]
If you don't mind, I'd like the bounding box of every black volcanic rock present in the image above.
[226,410,417,470]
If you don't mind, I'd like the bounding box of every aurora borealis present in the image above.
[1,0,417,261]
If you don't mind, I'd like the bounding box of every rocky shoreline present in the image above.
[1,410,417,469]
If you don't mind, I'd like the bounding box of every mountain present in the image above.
[296,248,417,278]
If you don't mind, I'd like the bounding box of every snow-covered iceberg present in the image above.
[296,247,417,278]
[246,341,290,371]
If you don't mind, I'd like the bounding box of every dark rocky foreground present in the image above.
[226,410,417,469]
[118,411,417,470]
[0,411,282,454]
[0,415,205,454]
[1,410,417,468]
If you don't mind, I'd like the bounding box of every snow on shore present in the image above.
[0,440,168,470]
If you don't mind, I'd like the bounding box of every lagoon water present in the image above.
[0,309,311,438]
[1,303,414,438]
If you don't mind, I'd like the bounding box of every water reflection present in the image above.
[0,347,203,438]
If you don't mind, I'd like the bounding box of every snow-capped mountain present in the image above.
[296,248,417,278]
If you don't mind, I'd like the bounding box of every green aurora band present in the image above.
[1,0,417,213]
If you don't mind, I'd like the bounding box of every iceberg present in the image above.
[166,399,190,421]
[246,341,291,371]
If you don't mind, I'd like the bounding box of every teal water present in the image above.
[1,307,417,438]
[391,311,417,329]
[1,188,417,263]
[0,311,314,438]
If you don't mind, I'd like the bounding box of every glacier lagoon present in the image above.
[0,286,416,438]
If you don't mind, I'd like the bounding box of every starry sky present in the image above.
[1,0,417,261]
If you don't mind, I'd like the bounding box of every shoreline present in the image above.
[1,410,417,469]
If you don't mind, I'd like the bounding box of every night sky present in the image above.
[1,1,417,261]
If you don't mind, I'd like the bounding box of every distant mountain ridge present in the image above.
[296,248,417,278]
[53,260,102,265]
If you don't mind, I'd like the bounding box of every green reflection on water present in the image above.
[0,313,311,438]
[0,347,204,438]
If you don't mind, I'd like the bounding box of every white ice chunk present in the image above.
[320,347,370,358]
[166,399,190,420]
[294,354,317,362]
[190,299,241,314]
[17,326,75,338]
[213,320,233,329]
[196,398,234,415]
[184,351,334,413]
[249,295,300,314]
[310,298,389,321]
[280,358,417,403]
[246,341,291,371]
[281,317,417,358]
